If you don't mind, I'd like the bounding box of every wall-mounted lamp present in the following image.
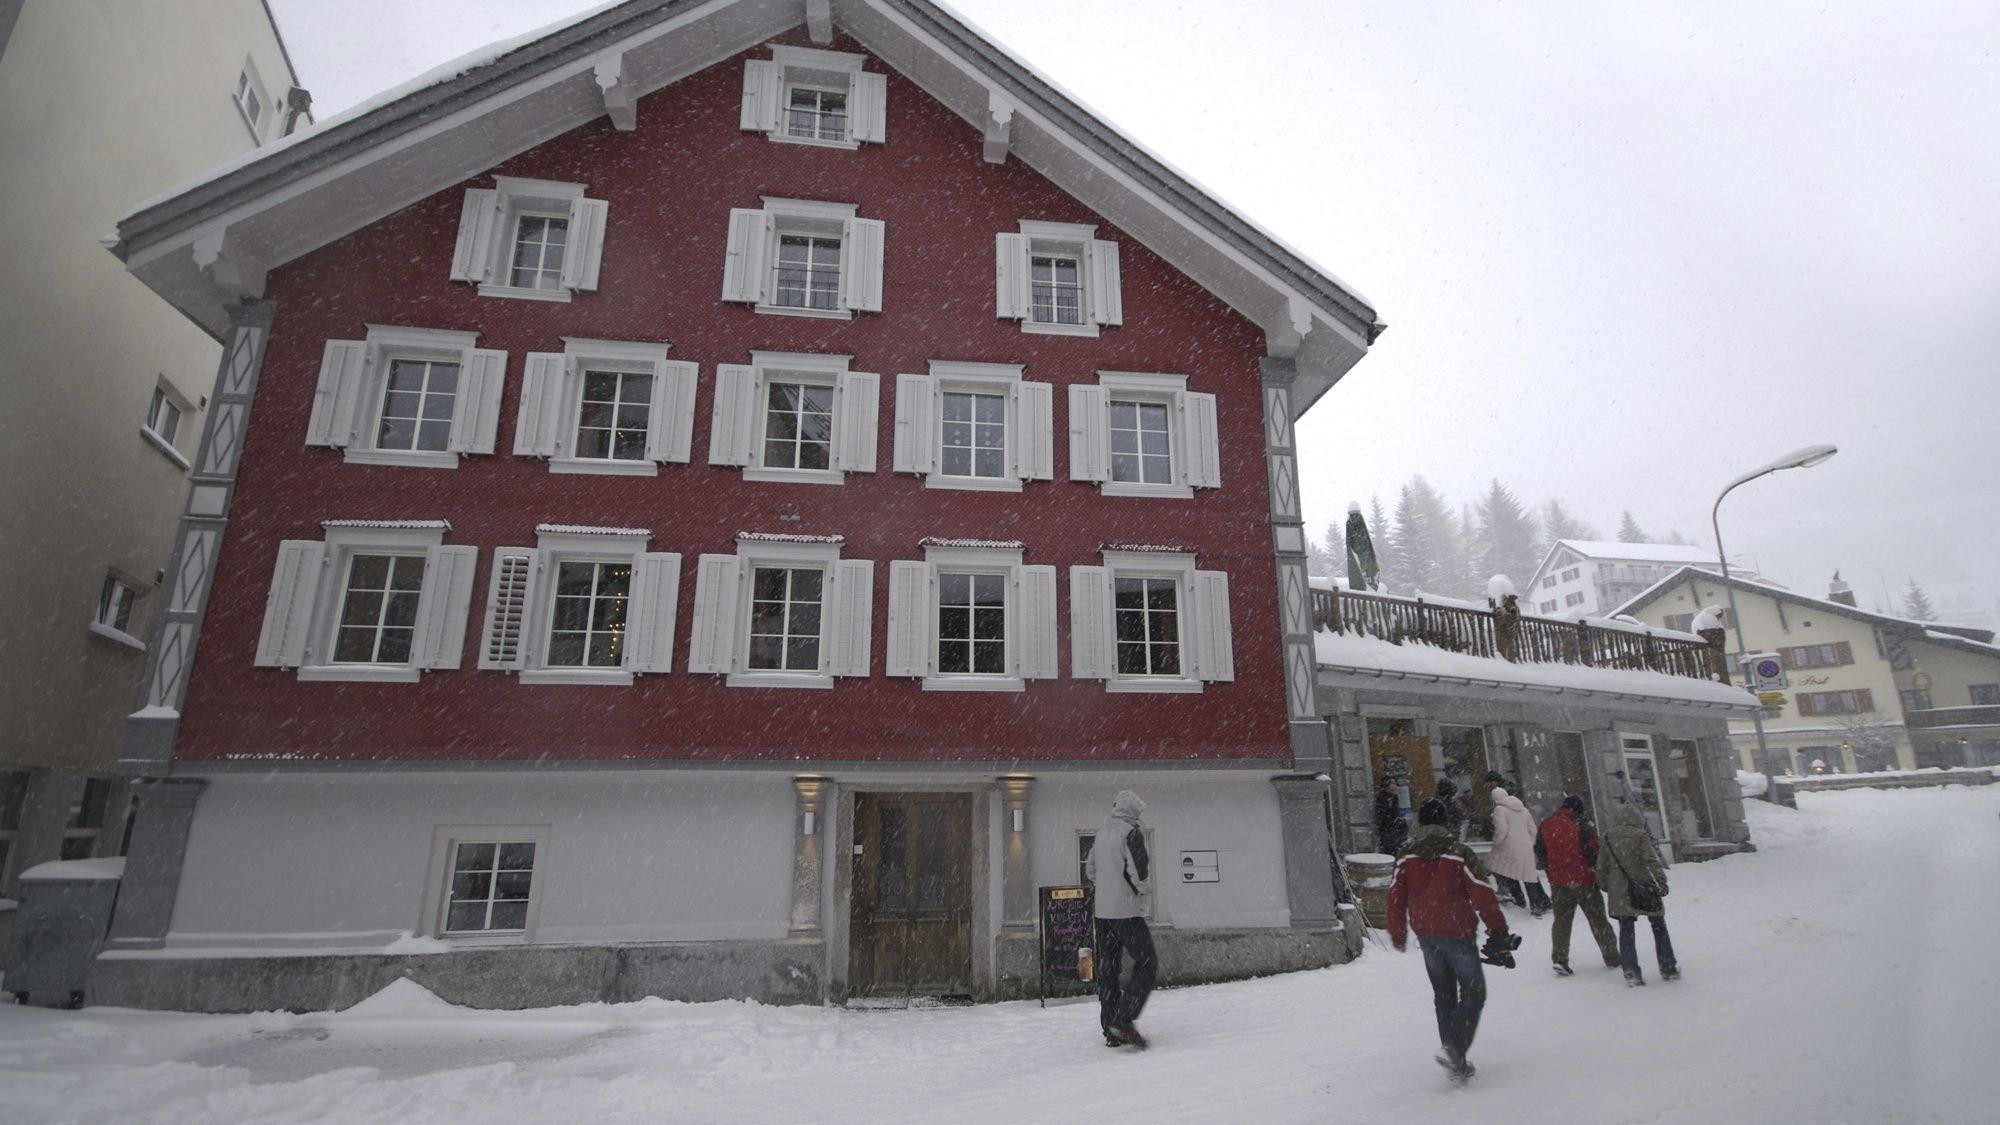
[1011,808,1025,833]
[803,810,817,837]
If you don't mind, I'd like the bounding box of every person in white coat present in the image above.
[1085,790,1156,1049]
[1487,787,1551,915]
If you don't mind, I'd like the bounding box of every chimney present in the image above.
[1828,570,1856,607]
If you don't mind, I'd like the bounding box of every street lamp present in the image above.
[1711,444,1838,800]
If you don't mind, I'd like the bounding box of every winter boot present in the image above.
[1113,1020,1148,1050]
[1103,1026,1128,1048]
[1661,967,1681,982]
[1552,961,1574,977]
[1624,971,1647,987]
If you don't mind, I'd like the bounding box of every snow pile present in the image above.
[333,978,461,1020]
[1486,574,1518,601]
[18,857,125,882]
[1690,604,1729,633]
[1737,770,1770,799]
[1316,629,1757,709]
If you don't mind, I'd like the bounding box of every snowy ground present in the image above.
[5,785,1996,1124]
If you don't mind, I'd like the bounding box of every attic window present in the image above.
[740,46,886,148]
[449,177,609,302]
[233,61,267,142]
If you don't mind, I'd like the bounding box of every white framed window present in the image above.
[740,45,887,148]
[995,221,1123,336]
[513,338,697,476]
[707,352,879,484]
[688,534,872,689]
[1561,567,1581,581]
[141,381,192,469]
[89,574,146,652]
[306,325,507,469]
[1541,575,1557,589]
[232,60,267,142]
[421,825,549,942]
[1070,550,1234,693]
[476,525,681,686]
[891,362,1053,492]
[255,520,480,683]
[449,176,610,302]
[1564,591,1585,607]
[721,198,885,318]
[885,541,1057,692]
[1068,372,1220,498]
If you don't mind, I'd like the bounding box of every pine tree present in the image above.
[1617,510,1648,544]
[1539,498,1596,552]
[1455,505,1480,599]
[1901,579,1937,621]
[1306,520,1341,578]
[1390,476,1459,596]
[1367,495,1394,591]
[1475,479,1542,590]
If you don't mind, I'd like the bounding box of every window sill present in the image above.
[754,303,853,320]
[343,448,459,470]
[726,670,835,690]
[432,930,535,946]
[297,664,421,684]
[139,426,191,471]
[521,668,635,687]
[1101,481,1195,500]
[743,466,844,486]
[475,283,573,303]
[923,675,1025,693]
[86,621,146,653]
[550,458,658,477]
[769,132,860,151]
[1020,319,1100,338]
[1104,677,1204,694]
[924,474,1024,493]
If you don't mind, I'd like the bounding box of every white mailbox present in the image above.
[1180,850,1220,883]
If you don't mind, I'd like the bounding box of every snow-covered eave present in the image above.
[1317,660,1758,714]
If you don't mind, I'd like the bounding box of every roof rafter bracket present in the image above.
[1265,294,1315,358]
[982,89,1016,165]
[190,227,267,298]
[595,53,637,132]
[806,0,833,44]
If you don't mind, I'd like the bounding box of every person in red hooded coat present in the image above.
[1388,797,1511,1080]
[1534,794,1620,975]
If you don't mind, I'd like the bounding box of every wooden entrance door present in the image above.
[850,792,973,995]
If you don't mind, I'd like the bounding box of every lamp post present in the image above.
[1711,444,1838,801]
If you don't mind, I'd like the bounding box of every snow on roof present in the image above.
[737,532,843,544]
[536,523,650,537]
[919,537,1025,549]
[1315,630,1756,711]
[20,857,127,882]
[1618,566,1999,648]
[1554,540,1718,565]
[321,519,451,530]
[1101,543,1194,555]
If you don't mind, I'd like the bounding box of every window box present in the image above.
[255,520,479,682]
[885,542,1058,691]
[476,526,681,686]
[449,176,609,301]
[306,326,507,469]
[89,575,146,652]
[688,535,872,688]
[1070,550,1233,692]
[707,352,879,484]
[512,337,696,476]
[891,361,1053,491]
[422,825,549,942]
[995,220,1123,335]
[721,198,885,317]
[1068,372,1219,498]
[740,46,887,148]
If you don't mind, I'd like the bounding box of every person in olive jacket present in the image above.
[1595,804,1679,985]
[1535,795,1620,975]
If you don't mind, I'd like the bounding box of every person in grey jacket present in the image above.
[1085,790,1156,1048]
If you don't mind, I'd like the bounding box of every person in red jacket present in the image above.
[1535,794,1621,976]
[1388,797,1512,1082]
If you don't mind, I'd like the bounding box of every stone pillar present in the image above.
[1259,356,1331,773]
[997,775,1035,931]
[1699,627,1731,685]
[1270,775,1339,928]
[122,299,277,776]
[103,777,207,950]
[6,768,78,895]
[788,776,830,936]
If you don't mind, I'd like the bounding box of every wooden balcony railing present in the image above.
[1311,586,1724,682]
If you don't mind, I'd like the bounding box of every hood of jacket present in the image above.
[1492,788,1528,815]
[1608,804,1648,833]
[1111,789,1146,824]
[1406,823,1458,859]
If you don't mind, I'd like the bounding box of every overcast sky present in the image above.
[271,0,2000,622]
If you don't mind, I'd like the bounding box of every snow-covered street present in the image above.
[5,785,1996,1124]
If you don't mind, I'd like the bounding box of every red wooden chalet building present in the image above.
[98,0,1382,1009]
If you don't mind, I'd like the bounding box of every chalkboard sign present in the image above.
[1038,884,1095,1006]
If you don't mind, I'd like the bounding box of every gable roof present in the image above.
[108,0,1382,416]
[1614,566,2000,659]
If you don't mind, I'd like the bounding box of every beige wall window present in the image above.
[1969,683,2000,706]
[232,63,267,141]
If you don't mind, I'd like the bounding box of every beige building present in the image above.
[1619,569,2000,774]
[0,1,305,891]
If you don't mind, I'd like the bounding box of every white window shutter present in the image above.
[623,552,682,675]
[826,559,874,677]
[835,371,880,473]
[306,340,366,447]
[721,208,773,303]
[513,352,566,457]
[477,548,540,671]
[1086,238,1123,326]
[646,360,699,463]
[1016,380,1054,481]
[1067,383,1109,482]
[449,188,501,282]
[1193,570,1235,681]
[851,71,888,143]
[1183,391,1222,489]
[708,364,757,466]
[891,373,936,475]
[412,545,479,670]
[254,540,326,668]
[740,59,782,132]
[449,348,507,455]
[994,232,1030,319]
[1019,564,1059,679]
[1069,566,1111,679]
[687,553,742,673]
[885,560,931,677]
[839,217,886,313]
[561,197,610,292]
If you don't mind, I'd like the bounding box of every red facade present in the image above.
[177,34,1285,764]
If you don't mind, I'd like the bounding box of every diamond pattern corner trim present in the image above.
[1285,640,1317,717]
[149,622,194,708]
[221,326,266,396]
[200,402,246,476]
[1280,564,1310,635]
[171,531,216,614]
[1263,388,1293,449]
[1268,454,1300,520]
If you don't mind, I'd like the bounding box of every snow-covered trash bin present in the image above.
[5,857,124,1009]
[1344,853,1397,928]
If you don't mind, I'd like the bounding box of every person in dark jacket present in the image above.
[1375,776,1409,855]
[1432,778,1467,839]
[1535,794,1620,975]
[1387,798,1512,1082]
[1085,790,1156,1047]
